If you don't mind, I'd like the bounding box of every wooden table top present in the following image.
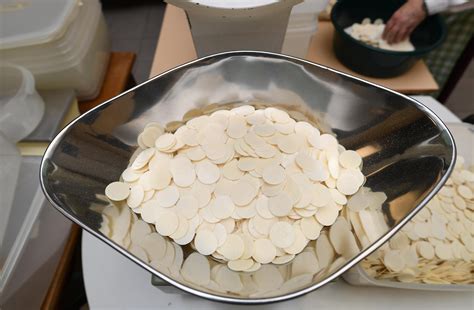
[306,22,438,94]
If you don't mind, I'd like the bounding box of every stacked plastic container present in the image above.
[0,0,110,100]
[282,0,328,58]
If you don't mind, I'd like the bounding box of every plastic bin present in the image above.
[3,0,101,67]
[0,64,44,250]
[0,156,72,304]
[282,0,328,58]
[33,17,109,100]
[166,0,302,57]
[0,0,110,100]
[282,20,318,58]
[343,122,473,292]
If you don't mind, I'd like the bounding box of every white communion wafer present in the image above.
[316,233,335,269]
[262,165,286,185]
[127,185,144,208]
[154,209,179,236]
[231,180,258,206]
[176,195,198,219]
[269,221,295,248]
[105,182,130,201]
[210,195,235,220]
[155,133,176,151]
[336,170,362,195]
[169,215,189,240]
[268,193,293,217]
[300,216,323,240]
[181,252,211,285]
[227,115,248,138]
[132,148,155,170]
[218,234,245,260]
[223,159,244,180]
[291,251,320,277]
[254,123,276,137]
[195,230,218,255]
[196,160,220,185]
[253,239,277,264]
[122,167,142,182]
[383,250,405,272]
[228,259,254,272]
[155,186,179,208]
[339,150,362,169]
[284,227,308,255]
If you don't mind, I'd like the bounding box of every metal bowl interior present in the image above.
[40,51,455,304]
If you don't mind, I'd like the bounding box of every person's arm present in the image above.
[424,0,468,14]
[383,0,427,44]
[383,0,468,44]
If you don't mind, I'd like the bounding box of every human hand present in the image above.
[383,0,427,44]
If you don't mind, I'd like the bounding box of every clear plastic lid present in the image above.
[0,0,79,49]
[1,0,101,72]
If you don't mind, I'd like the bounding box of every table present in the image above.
[150,5,438,94]
[82,95,471,309]
[307,22,438,94]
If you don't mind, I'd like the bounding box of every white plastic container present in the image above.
[343,122,473,292]
[0,158,72,307]
[282,0,328,58]
[0,64,43,250]
[0,64,45,274]
[0,0,110,100]
[166,0,302,57]
[33,17,109,100]
[282,20,318,58]
[3,0,102,68]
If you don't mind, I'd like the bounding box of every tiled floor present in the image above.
[102,0,165,83]
[102,1,472,120]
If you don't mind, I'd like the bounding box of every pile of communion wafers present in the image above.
[105,104,365,272]
[358,156,473,285]
[104,103,473,285]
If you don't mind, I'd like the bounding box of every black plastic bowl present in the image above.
[331,0,446,78]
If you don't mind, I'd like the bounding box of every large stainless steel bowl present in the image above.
[40,51,455,304]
